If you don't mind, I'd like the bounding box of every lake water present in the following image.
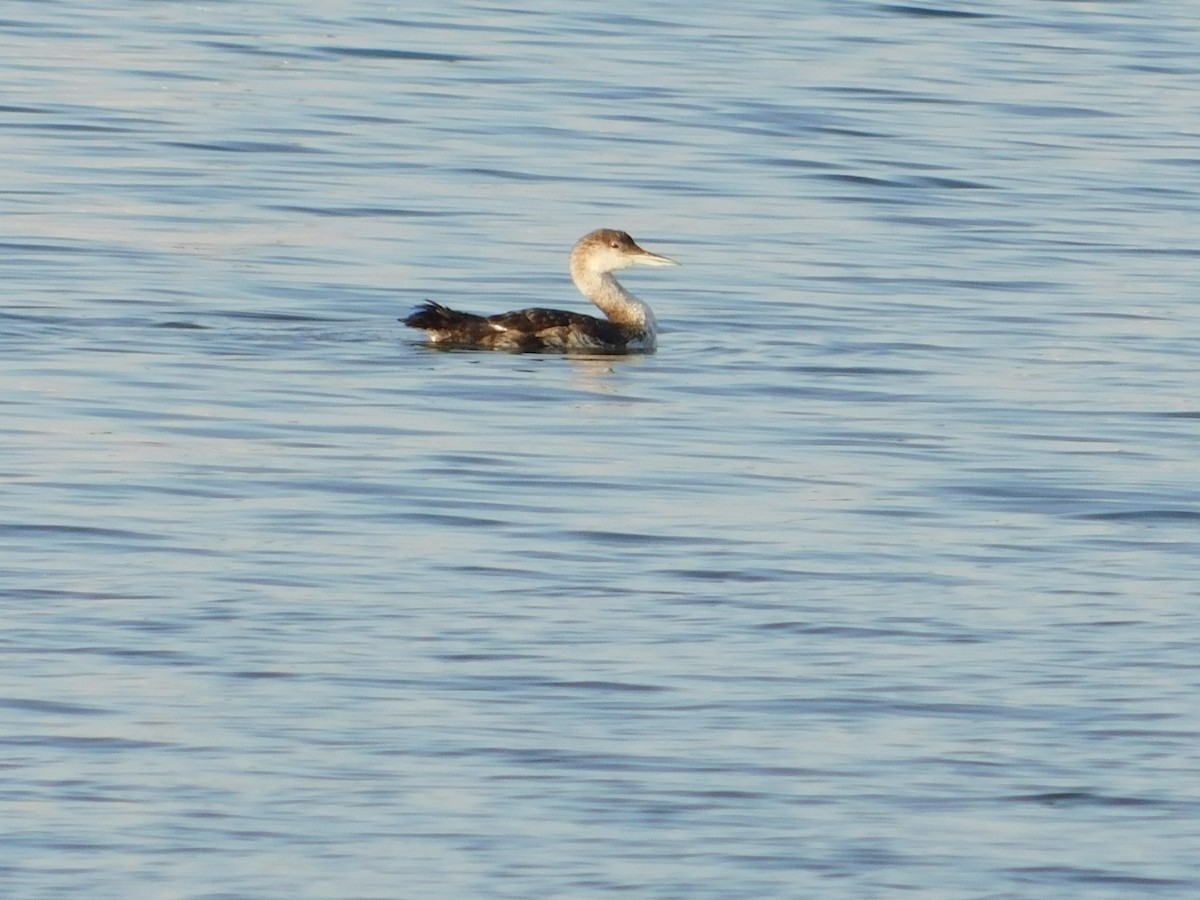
[3,1,1199,896]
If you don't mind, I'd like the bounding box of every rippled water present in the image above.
[3,1,1199,896]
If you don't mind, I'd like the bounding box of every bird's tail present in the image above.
[401,301,485,331]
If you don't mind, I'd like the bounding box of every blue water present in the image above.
[3,1,1199,896]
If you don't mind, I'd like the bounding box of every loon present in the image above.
[402,229,678,353]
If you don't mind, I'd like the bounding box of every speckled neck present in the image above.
[570,264,656,336]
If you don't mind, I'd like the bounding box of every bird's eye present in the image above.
[610,242,620,249]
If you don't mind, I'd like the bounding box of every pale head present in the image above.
[570,228,678,276]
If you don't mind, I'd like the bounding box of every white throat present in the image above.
[571,266,656,335]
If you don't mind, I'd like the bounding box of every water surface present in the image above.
[3,1,1199,896]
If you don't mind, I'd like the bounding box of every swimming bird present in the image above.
[402,228,678,353]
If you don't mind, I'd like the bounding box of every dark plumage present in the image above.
[403,300,485,334]
[402,301,630,352]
